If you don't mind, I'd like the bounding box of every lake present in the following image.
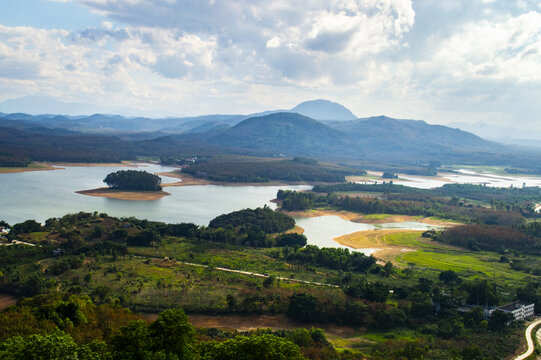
[2,163,541,251]
[0,163,310,225]
[393,169,541,189]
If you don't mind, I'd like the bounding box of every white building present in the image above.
[485,301,535,321]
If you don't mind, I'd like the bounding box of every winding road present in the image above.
[514,318,541,360]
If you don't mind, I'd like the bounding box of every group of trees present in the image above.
[103,170,162,191]
[0,294,346,360]
[281,245,377,272]
[209,206,295,234]
[182,157,356,183]
[278,189,526,226]
[430,224,541,252]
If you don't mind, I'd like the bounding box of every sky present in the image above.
[0,0,540,130]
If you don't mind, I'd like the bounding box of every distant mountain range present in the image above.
[1,99,539,167]
[448,121,541,147]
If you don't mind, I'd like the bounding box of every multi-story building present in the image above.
[484,301,535,321]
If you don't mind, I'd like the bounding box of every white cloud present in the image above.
[0,0,540,127]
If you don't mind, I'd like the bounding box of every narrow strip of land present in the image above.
[76,187,170,200]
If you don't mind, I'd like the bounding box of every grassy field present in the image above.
[334,229,534,284]
[395,250,527,283]
[130,236,340,284]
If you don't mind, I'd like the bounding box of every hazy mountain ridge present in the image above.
[291,99,357,121]
[0,99,535,165]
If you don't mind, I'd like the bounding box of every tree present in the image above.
[201,334,305,360]
[10,220,42,235]
[287,293,318,322]
[148,308,195,359]
[439,270,461,285]
[488,310,514,331]
[128,229,161,247]
[275,233,307,248]
[0,331,107,360]
[111,320,150,360]
[104,170,162,191]
[383,261,393,277]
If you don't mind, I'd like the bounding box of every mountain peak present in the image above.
[290,99,357,121]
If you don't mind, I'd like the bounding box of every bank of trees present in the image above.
[0,295,331,360]
[183,158,354,183]
[278,190,525,226]
[103,170,162,191]
[209,207,295,234]
[429,224,541,253]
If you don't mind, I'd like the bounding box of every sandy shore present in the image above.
[0,160,147,174]
[282,208,458,226]
[52,161,143,168]
[334,229,421,261]
[0,162,58,173]
[76,187,170,201]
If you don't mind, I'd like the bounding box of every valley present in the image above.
[2,102,541,359]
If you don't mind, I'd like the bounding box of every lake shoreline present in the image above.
[76,187,171,201]
[0,160,150,174]
[282,208,459,227]
[0,162,58,173]
[334,229,422,261]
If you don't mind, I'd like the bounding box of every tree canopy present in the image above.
[103,170,162,191]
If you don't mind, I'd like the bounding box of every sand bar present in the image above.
[76,187,170,201]
[334,229,422,261]
[282,208,459,226]
[51,160,143,167]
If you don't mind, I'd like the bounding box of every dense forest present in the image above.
[181,157,361,183]
[314,182,541,204]
[103,170,162,191]
[0,295,318,359]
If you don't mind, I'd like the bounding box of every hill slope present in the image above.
[326,116,500,160]
[209,112,351,157]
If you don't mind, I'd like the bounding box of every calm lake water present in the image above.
[2,164,541,250]
[393,169,541,189]
[0,163,310,225]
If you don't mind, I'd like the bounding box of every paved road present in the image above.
[514,318,541,360]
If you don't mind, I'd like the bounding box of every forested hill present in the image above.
[0,125,137,164]
[203,112,505,161]
[209,112,352,157]
[1,111,538,167]
[324,116,501,160]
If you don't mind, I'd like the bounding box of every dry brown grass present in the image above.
[0,294,17,310]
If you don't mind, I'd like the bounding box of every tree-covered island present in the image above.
[103,170,162,191]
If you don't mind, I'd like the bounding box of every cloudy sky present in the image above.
[0,0,540,129]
